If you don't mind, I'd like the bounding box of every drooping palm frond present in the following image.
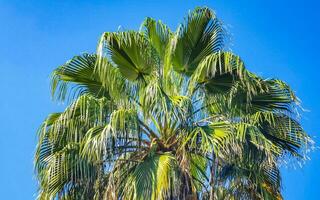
[218,145,283,200]
[35,6,311,200]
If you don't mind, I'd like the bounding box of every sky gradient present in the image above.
[0,0,319,199]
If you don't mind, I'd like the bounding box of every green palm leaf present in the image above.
[172,7,225,74]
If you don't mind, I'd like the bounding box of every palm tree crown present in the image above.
[35,7,311,200]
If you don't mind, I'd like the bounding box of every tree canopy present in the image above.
[35,7,311,200]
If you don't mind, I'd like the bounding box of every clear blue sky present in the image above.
[0,0,319,199]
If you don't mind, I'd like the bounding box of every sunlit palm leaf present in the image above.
[172,7,225,74]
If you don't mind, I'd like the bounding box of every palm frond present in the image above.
[171,7,225,74]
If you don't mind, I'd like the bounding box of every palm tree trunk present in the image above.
[209,152,217,200]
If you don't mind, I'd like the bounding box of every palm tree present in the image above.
[35,7,311,200]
